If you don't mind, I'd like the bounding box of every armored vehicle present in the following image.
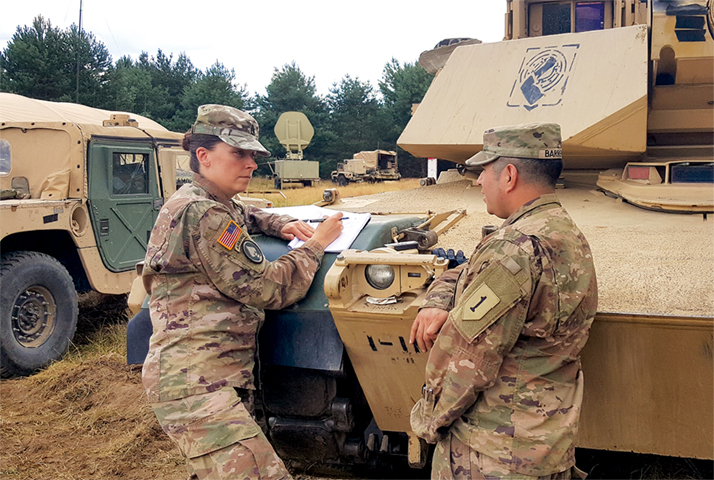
[331,150,401,186]
[126,0,712,471]
[269,111,320,189]
[393,0,713,463]
[0,93,184,377]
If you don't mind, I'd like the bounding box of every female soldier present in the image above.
[141,104,343,479]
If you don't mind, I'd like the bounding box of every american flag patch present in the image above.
[217,221,242,250]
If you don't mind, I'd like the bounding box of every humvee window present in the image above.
[0,139,10,175]
[575,2,605,32]
[112,152,148,194]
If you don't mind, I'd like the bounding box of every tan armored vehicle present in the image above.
[331,149,401,186]
[326,0,713,467]
[0,93,184,377]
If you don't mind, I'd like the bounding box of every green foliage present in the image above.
[255,62,335,177]
[326,75,393,174]
[2,17,438,179]
[378,58,434,178]
[171,62,248,132]
[0,16,111,106]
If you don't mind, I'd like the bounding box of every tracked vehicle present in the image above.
[126,0,712,471]
[393,0,713,462]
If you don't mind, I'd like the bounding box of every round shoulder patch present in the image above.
[241,239,264,264]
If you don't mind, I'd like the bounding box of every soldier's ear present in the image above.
[196,147,211,168]
[504,163,518,192]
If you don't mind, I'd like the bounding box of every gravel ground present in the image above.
[338,179,714,317]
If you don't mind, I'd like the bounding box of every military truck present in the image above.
[269,111,320,189]
[125,0,712,472]
[331,149,401,186]
[0,93,185,377]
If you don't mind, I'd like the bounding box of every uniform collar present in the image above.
[192,172,235,210]
[502,193,561,228]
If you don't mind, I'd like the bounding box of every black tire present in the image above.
[337,175,348,187]
[0,252,78,377]
[274,177,283,189]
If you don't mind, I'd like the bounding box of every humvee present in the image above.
[0,93,186,377]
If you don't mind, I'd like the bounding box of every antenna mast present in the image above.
[76,0,83,102]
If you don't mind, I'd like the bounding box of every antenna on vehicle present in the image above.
[76,0,83,103]
[274,112,314,160]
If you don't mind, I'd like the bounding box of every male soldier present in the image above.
[409,123,597,479]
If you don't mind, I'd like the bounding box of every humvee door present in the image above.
[87,139,161,272]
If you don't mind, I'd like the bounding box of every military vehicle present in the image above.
[331,149,401,186]
[394,0,712,463]
[0,93,185,377]
[125,0,712,471]
[269,111,320,189]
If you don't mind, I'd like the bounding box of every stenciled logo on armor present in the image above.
[507,44,580,111]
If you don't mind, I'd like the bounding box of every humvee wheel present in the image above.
[0,252,78,377]
[337,174,348,187]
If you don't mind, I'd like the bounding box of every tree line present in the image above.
[0,16,438,178]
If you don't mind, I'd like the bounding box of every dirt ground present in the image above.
[1,353,185,479]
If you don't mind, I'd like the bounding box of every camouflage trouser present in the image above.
[187,429,291,480]
[432,433,583,480]
[152,387,291,480]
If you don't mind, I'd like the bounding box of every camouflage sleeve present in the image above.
[421,264,466,311]
[242,203,295,237]
[194,205,323,310]
[410,240,535,443]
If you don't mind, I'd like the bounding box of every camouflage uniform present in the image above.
[142,105,319,479]
[411,124,597,479]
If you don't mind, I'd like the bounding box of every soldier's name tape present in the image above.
[538,149,562,159]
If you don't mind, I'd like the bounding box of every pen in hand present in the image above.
[306,217,349,223]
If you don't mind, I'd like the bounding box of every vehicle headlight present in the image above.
[365,264,395,290]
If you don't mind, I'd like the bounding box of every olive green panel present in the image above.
[87,140,160,272]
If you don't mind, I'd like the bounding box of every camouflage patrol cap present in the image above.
[191,104,270,157]
[465,123,562,167]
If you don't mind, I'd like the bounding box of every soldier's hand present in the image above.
[410,307,449,352]
[281,220,315,241]
[311,213,343,249]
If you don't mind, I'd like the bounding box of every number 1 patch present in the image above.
[462,284,500,321]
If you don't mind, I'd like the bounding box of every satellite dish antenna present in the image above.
[274,111,314,160]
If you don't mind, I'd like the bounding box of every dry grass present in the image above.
[245,176,420,207]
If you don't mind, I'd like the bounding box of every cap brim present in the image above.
[220,135,271,157]
[465,150,499,167]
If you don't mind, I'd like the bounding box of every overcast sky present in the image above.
[1,1,506,97]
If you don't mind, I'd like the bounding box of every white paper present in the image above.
[264,206,371,253]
